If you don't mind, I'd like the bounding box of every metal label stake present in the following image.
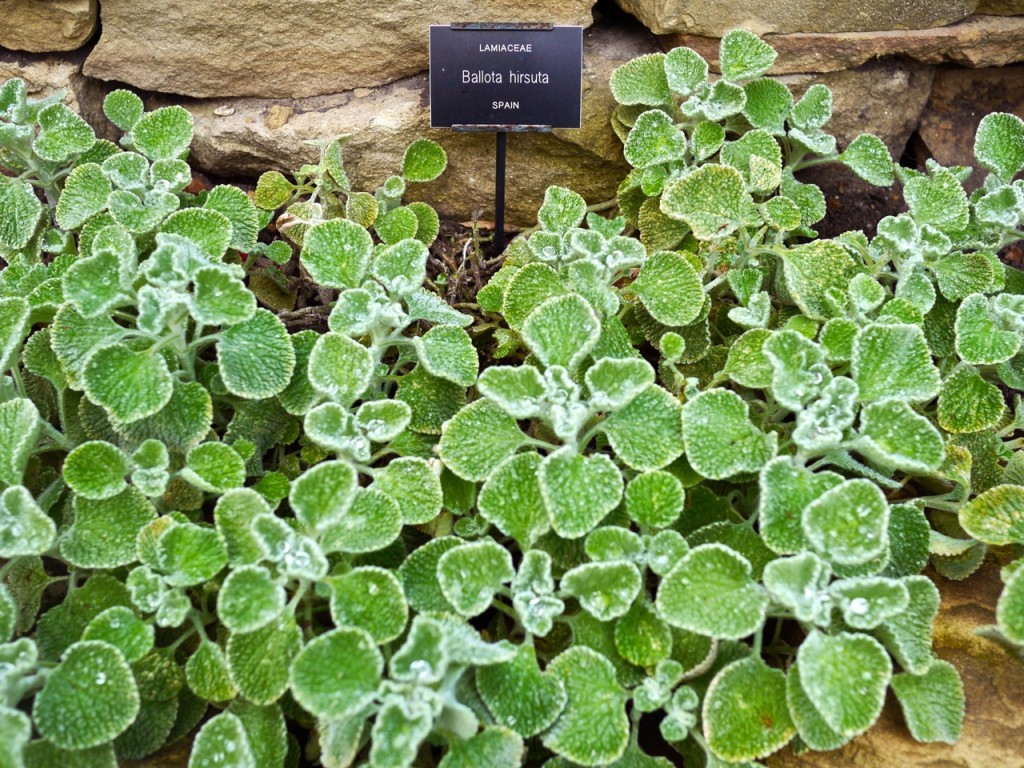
[429,23,582,253]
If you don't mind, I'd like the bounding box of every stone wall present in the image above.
[2,0,1024,224]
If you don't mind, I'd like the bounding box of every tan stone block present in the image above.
[615,0,977,36]
[663,15,1024,74]
[0,0,97,53]
[84,0,597,99]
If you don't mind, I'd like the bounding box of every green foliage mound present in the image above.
[0,28,1023,768]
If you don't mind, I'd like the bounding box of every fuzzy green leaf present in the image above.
[563,561,642,621]
[218,565,284,634]
[62,487,156,569]
[33,641,140,750]
[839,134,894,186]
[857,399,945,472]
[439,398,527,482]
[477,452,549,546]
[372,457,441,525]
[0,485,52,562]
[871,576,939,675]
[0,180,42,250]
[625,470,684,529]
[34,103,95,162]
[632,251,704,327]
[719,29,777,82]
[890,659,964,744]
[661,165,751,240]
[477,640,567,738]
[541,448,623,539]
[217,309,295,399]
[131,106,193,160]
[205,185,259,253]
[780,240,857,321]
[56,163,112,230]
[300,219,373,290]
[955,293,1020,365]
[996,564,1024,643]
[703,657,794,762]
[62,440,129,501]
[82,606,153,664]
[657,544,767,639]
[402,138,447,182]
[191,266,256,327]
[538,186,588,234]
[682,389,777,480]
[624,110,687,169]
[831,577,909,630]
[189,712,255,768]
[290,626,381,720]
[958,485,1024,545]
[521,294,600,370]
[439,728,524,768]
[82,344,173,423]
[802,479,889,566]
[320,487,402,554]
[415,325,478,386]
[157,522,228,587]
[542,647,629,767]
[181,442,246,493]
[743,78,793,135]
[938,363,1006,434]
[852,323,941,403]
[185,639,236,702]
[797,630,891,737]
[610,53,670,107]
[307,332,372,405]
[227,615,302,706]
[438,540,515,618]
[974,112,1024,182]
[328,567,408,643]
[602,384,685,471]
[372,236,427,292]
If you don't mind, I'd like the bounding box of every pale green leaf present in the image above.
[625,470,684,529]
[852,323,941,403]
[300,219,373,290]
[204,185,259,253]
[438,399,526,482]
[227,615,302,705]
[703,657,794,762]
[402,138,447,182]
[624,110,687,169]
[632,251,704,327]
[33,641,140,750]
[103,89,144,132]
[974,112,1024,182]
[218,565,284,634]
[319,487,402,554]
[871,575,939,675]
[938,363,1006,434]
[521,294,600,370]
[682,389,777,480]
[63,441,129,501]
[131,105,193,160]
[840,134,893,186]
[562,561,642,621]
[189,712,255,768]
[780,240,858,321]
[542,647,629,767]
[477,640,567,738]
[602,384,685,471]
[719,29,777,82]
[415,325,478,386]
[541,448,623,539]
[217,309,295,399]
[610,54,670,107]
[308,332,372,405]
[182,442,246,493]
[477,452,549,546]
[661,165,751,240]
[657,544,766,639]
[856,399,945,472]
[797,630,890,737]
[62,487,156,569]
[34,103,95,162]
[890,660,964,744]
[802,479,889,566]
[996,564,1024,643]
[56,163,112,230]
[191,266,256,326]
[958,485,1024,545]
[290,627,381,720]
[327,567,408,643]
[438,540,515,617]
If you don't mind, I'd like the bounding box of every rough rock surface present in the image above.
[664,14,1024,74]
[769,563,1024,768]
[0,51,110,134]
[0,0,97,53]
[978,0,1024,13]
[917,65,1024,192]
[614,0,978,36]
[83,0,596,99]
[779,60,935,157]
[162,25,658,225]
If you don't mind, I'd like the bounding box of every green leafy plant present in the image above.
[1,28,1023,768]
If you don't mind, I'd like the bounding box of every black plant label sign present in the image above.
[429,25,583,129]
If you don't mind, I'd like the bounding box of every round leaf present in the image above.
[289,627,382,720]
[703,657,794,762]
[33,640,140,750]
[218,309,295,399]
[476,640,567,738]
[402,139,447,182]
[438,540,515,618]
[802,479,889,566]
[218,565,285,634]
[300,218,373,289]
[328,567,408,643]
[83,344,173,424]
